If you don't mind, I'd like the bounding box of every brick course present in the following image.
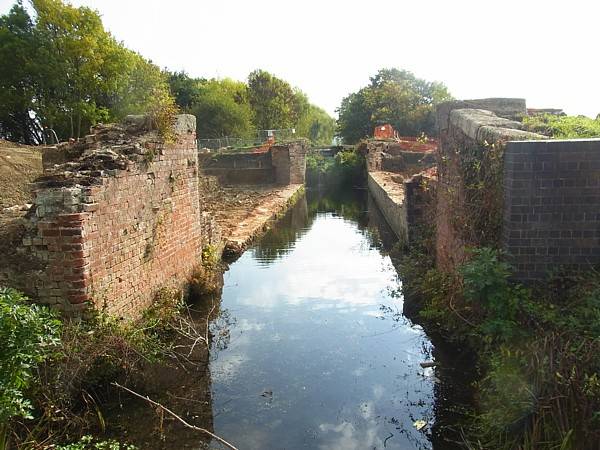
[20,115,214,318]
[503,139,600,281]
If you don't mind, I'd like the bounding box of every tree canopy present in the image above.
[166,69,335,145]
[336,68,452,144]
[0,0,173,144]
[0,0,335,145]
[192,78,255,139]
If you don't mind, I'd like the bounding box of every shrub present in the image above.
[0,288,61,446]
[55,435,136,450]
[305,148,365,188]
[523,114,600,139]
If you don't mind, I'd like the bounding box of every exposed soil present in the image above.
[0,141,44,285]
[199,176,304,255]
[0,139,43,208]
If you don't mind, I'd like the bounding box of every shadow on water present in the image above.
[207,186,473,450]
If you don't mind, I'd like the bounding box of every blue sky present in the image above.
[1,0,599,118]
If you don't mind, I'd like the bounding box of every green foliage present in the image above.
[166,71,201,112]
[0,0,175,143]
[191,78,255,139]
[336,68,452,144]
[399,244,600,447]
[306,150,334,179]
[523,113,600,138]
[0,286,203,448]
[55,435,136,450]
[305,148,364,187]
[296,104,335,146]
[166,69,335,145]
[459,248,526,343]
[247,69,305,130]
[0,288,61,425]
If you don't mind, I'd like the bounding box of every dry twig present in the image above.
[112,382,238,450]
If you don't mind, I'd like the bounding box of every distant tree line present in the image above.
[167,69,336,146]
[336,68,453,144]
[0,0,336,146]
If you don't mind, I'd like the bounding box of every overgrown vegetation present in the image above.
[399,245,600,448]
[305,147,365,188]
[399,210,600,448]
[0,286,215,449]
[0,288,60,449]
[452,139,506,249]
[395,116,600,447]
[523,113,600,139]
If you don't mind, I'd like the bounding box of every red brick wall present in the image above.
[23,117,207,318]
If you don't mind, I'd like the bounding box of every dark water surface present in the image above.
[209,190,440,449]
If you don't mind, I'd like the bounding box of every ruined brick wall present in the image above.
[503,140,600,281]
[360,140,435,174]
[198,152,275,185]
[199,142,307,186]
[19,115,214,318]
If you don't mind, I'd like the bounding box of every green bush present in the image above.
[0,288,61,447]
[459,248,528,344]
[305,148,364,187]
[523,114,600,139]
[55,435,136,450]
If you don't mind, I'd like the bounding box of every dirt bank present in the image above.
[0,139,42,208]
[199,176,304,258]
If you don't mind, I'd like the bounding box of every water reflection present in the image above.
[209,188,436,449]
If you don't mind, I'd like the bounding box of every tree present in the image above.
[167,71,202,112]
[0,0,175,143]
[0,2,42,144]
[296,104,336,146]
[336,68,452,144]
[248,69,302,130]
[192,78,254,138]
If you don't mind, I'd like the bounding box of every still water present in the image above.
[209,190,437,449]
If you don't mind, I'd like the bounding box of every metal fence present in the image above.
[197,128,298,152]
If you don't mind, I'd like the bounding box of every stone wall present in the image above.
[199,141,307,186]
[360,140,436,175]
[503,139,600,281]
[367,172,408,242]
[15,115,218,318]
[434,98,600,281]
[198,152,274,185]
[405,171,436,244]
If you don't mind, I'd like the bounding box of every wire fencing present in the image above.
[197,129,299,152]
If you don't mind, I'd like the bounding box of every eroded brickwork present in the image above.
[20,115,215,318]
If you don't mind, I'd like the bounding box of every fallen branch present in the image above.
[112,382,238,450]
